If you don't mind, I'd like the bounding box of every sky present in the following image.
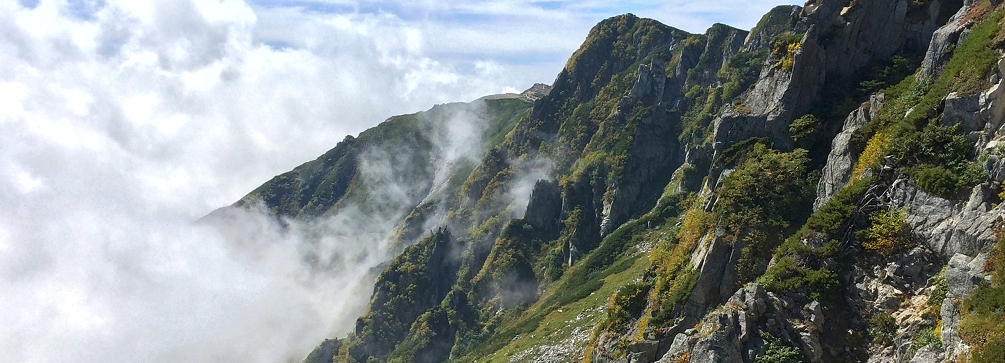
[0,0,797,362]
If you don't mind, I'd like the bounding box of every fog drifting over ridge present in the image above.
[0,0,796,362]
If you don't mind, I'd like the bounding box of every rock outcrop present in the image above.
[891,182,1000,257]
[815,93,886,210]
[920,0,978,79]
[659,284,827,363]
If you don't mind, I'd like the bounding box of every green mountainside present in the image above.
[210,0,1005,362]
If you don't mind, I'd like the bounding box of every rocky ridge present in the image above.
[210,1,1005,362]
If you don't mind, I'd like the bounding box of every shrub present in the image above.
[869,312,897,346]
[861,208,910,257]
[972,338,1005,363]
[927,269,948,308]
[852,132,891,180]
[789,114,820,143]
[758,257,839,300]
[893,122,986,198]
[804,177,873,235]
[909,165,961,198]
[756,332,806,363]
[771,32,803,71]
[604,280,650,331]
[912,327,941,351]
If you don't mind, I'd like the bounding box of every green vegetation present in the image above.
[758,177,874,300]
[789,114,820,143]
[927,270,949,309]
[845,7,1004,199]
[894,123,985,198]
[262,4,1005,362]
[720,49,769,102]
[868,312,897,346]
[959,229,1005,362]
[716,145,816,284]
[860,209,910,256]
[456,255,651,363]
[603,280,649,331]
[339,230,456,363]
[648,207,708,324]
[911,327,941,352]
[756,332,806,363]
[771,32,802,71]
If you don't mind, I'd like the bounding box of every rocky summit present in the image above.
[208,0,1005,362]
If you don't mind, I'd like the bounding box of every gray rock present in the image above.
[709,23,827,167]
[909,345,945,363]
[891,182,1000,258]
[626,340,663,363]
[815,93,885,210]
[983,155,1005,183]
[941,296,962,360]
[598,54,688,237]
[744,6,802,51]
[919,2,975,79]
[945,253,989,297]
[658,284,825,363]
[524,179,561,231]
[801,0,942,76]
[942,92,984,135]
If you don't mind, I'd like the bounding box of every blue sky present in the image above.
[247,0,800,94]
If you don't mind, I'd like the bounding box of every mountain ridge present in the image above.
[207,1,1005,362]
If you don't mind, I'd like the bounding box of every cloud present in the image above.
[0,0,535,362]
[0,0,798,362]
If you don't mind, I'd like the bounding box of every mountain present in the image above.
[208,0,1005,362]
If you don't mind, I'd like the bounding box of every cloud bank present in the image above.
[0,0,796,362]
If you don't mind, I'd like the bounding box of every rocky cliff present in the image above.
[209,1,1005,362]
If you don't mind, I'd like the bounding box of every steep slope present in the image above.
[209,0,1005,362]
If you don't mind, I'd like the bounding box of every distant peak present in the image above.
[520,83,552,101]
[479,83,552,102]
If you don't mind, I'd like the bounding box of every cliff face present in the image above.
[210,1,1005,362]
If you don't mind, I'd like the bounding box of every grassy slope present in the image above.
[458,254,650,363]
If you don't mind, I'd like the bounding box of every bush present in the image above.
[960,228,1005,361]
[893,123,986,198]
[972,337,1005,363]
[912,327,941,351]
[927,270,948,308]
[852,132,891,180]
[869,312,897,346]
[756,332,806,363]
[771,32,803,71]
[758,257,840,300]
[910,165,961,198]
[789,114,820,143]
[716,145,814,234]
[861,209,910,257]
[603,280,650,331]
[804,177,873,235]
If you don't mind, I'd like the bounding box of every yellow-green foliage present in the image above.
[676,208,712,251]
[852,132,891,180]
[648,207,710,289]
[645,208,709,323]
[861,208,910,256]
[771,32,802,71]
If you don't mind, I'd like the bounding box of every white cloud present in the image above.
[0,1,535,362]
[0,0,798,362]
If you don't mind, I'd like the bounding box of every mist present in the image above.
[0,0,798,362]
[0,0,527,362]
